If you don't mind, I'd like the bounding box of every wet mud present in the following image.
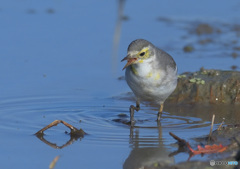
[140,124,240,169]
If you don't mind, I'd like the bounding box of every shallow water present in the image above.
[0,95,215,168]
[1,0,240,169]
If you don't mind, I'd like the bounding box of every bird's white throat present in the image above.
[131,56,157,78]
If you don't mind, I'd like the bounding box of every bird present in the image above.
[121,39,178,124]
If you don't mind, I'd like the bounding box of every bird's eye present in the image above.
[139,52,145,56]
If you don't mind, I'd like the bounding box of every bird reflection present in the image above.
[124,124,175,169]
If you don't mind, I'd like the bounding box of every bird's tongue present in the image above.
[122,58,137,70]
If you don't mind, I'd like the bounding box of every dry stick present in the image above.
[35,120,61,135]
[49,155,60,169]
[208,114,215,142]
[35,120,85,136]
[169,132,187,146]
[169,132,185,142]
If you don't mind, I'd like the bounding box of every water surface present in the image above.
[0,0,240,168]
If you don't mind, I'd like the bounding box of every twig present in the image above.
[169,132,184,142]
[169,132,187,146]
[217,118,225,130]
[49,155,60,169]
[35,120,85,137]
[208,114,215,142]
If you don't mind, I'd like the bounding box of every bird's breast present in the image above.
[129,64,163,83]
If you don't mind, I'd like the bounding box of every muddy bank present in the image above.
[131,124,240,169]
[166,69,240,105]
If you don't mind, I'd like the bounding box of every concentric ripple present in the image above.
[0,95,213,149]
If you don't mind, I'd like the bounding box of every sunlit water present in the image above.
[0,0,240,168]
[0,94,214,168]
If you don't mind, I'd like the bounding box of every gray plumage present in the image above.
[128,39,154,52]
[122,39,178,123]
[154,46,177,72]
[128,39,177,72]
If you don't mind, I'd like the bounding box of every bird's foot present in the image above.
[129,105,140,126]
[157,111,162,121]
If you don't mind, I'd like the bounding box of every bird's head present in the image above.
[121,39,155,70]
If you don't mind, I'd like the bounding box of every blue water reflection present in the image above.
[0,0,240,168]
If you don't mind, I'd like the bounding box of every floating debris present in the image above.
[198,38,213,45]
[233,46,240,51]
[195,24,215,35]
[46,8,55,14]
[231,52,238,58]
[183,45,194,53]
[231,65,238,70]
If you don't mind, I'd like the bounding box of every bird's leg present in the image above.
[136,100,140,111]
[157,103,164,121]
[129,101,140,125]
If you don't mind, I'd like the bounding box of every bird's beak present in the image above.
[121,54,138,70]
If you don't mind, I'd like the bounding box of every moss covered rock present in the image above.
[167,68,240,105]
